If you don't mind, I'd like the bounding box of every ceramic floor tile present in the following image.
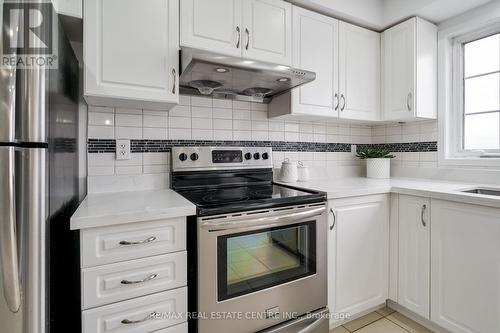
[330,326,350,333]
[387,312,434,333]
[375,306,396,317]
[343,312,383,332]
[355,318,409,333]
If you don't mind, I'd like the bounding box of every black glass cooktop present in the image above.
[176,184,326,216]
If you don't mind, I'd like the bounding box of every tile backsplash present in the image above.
[86,95,441,193]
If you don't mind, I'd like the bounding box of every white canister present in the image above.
[297,161,310,182]
[366,158,391,179]
[279,159,298,183]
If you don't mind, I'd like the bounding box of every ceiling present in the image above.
[288,0,494,30]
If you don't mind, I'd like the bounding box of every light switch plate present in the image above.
[116,139,131,160]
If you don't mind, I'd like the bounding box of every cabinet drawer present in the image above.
[82,252,187,309]
[81,219,186,268]
[82,287,187,333]
[155,322,187,333]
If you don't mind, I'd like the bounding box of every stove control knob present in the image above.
[179,153,188,162]
[245,153,252,160]
[262,152,269,160]
[253,153,261,160]
[190,153,199,161]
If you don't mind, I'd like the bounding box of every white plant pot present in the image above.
[366,158,391,179]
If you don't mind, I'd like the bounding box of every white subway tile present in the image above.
[233,130,252,141]
[116,113,142,127]
[313,124,326,134]
[233,120,251,130]
[372,126,386,136]
[233,101,251,109]
[420,152,437,162]
[169,116,191,129]
[251,111,267,120]
[402,134,420,142]
[115,126,143,139]
[143,114,168,128]
[299,123,313,133]
[115,153,143,166]
[269,120,284,131]
[213,130,233,140]
[213,99,233,109]
[284,122,299,132]
[179,95,191,106]
[251,103,268,111]
[213,108,233,119]
[143,153,169,165]
[143,165,169,174]
[169,128,192,140]
[191,106,212,118]
[269,131,284,141]
[192,129,213,140]
[285,132,299,142]
[191,96,213,107]
[386,125,402,135]
[313,134,326,143]
[252,120,268,131]
[88,166,114,176]
[213,119,232,130]
[88,106,114,113]
[192,118,213,129]
[338,125,350,135]
[169,105,191,117]
[233,109,251,120]
[88,126,114,139]
[115,108,142,115]
[251,131,268,141]
[115,166,142,175]
[143,127,168,139]
[89,112,114,126]
[88,153,115,166]
[327,124,338,135]
[299,133,314,142]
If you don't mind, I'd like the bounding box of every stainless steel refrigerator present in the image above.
[0,1,83,332]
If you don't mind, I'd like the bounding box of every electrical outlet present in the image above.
[351,144,357,156]
[116,139,131,160]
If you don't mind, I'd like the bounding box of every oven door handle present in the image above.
[201,206,326,232]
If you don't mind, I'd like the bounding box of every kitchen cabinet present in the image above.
[52,0,82,18]
[270,6,380,121]
[270,6,338,119]
[398,195,430,319]
[382,17,437,121]
[430,200,500,333]
[328,195,389,327]
[84,0,179,110]
[339,22,380,121]
[180,0,292,65]
[180,0,242,57]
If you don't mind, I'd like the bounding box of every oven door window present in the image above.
[217,221,316,301]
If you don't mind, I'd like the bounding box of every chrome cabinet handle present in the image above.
[236,26,241,48]
[245,28,250,50]
[171,68,176,94]
[121,273,158,285]
[121,312,158,325]
[329,208,336,230]
[340,94,346,111]
[0,148,21,313]
[334,93,339,111]
[421,204,427,227]
[119,236,157,246]
[407,92,412,111]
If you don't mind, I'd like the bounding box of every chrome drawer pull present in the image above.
[236,26,241,48]
[421,204,427,227]
[121,312,158,325]
[121,273,158,285]
[119,236,156,246]
[329,208,336,230]
[407,92,412,111]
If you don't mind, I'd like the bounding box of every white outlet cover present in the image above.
[116,139,131,160]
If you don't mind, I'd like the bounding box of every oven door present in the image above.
[197,204,328,333]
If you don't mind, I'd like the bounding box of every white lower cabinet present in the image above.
[430,200,500,333]
[82,288,187,333]
[328,195,389,327]
[398,195,430,319]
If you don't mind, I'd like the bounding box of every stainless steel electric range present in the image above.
[171,147,329,333]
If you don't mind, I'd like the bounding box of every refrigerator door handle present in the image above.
[0,147,21,313]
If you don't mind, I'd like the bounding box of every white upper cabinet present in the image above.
[339,22,381,121]
[180,0,292,65]
[398,195,430,319]
[328,195,389,327]
[270,6,338,119]
[382,17,437,121]
[84,0,179,110]
[431,200,500,333]
[242,0,292,65]
[180,0,242,57]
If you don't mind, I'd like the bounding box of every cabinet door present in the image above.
[242,0,292,65]
[180,0,242,57]
[291,7,338,118]
[84,0,179,110]
[398,195,430,319]
[431,200,500,333]
[383,18,415,121]
[339,22,380,121]
[328,195,389,326]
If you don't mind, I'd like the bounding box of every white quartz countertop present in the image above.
[276,177,500,209]
[70,189,196,230]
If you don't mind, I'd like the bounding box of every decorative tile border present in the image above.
[88,139,438,154]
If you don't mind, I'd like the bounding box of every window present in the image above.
[462,33,500,151]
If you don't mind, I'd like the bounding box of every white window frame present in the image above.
[439,17,500,168]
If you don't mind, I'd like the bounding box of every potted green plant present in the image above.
[356,148,395,179]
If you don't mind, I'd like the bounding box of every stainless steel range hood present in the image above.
[179,47,316,103]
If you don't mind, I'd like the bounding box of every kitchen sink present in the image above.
[461,188,500,196]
